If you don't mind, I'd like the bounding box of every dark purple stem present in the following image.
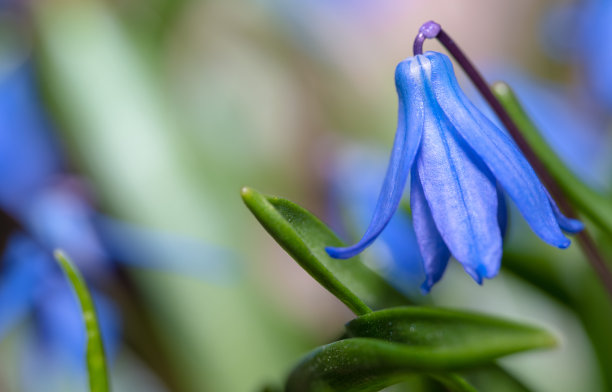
[413,21,612,300]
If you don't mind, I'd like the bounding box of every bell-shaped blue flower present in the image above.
[326,51,583,292]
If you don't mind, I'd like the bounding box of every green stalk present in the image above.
[55,250,110,392]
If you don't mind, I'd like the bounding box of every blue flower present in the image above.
[0,59,240,390]
[325,145,425,298]
[541,0,612,110]
[577,0,612,109]
[326,51,583,292]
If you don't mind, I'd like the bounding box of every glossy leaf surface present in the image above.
[345,307,556,360]
[286,307,553,391]
[241,187,409,315]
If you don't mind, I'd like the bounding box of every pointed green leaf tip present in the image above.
[240,187,409,315]
[54,250,110,392]
[286,307,554,392]
[346,307,557,359]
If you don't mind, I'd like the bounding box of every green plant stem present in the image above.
[54,250,110,392]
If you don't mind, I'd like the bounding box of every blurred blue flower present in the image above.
[542,0,612,110]
[326,51,582,292]
[577,0,612,109]
[0,61,121,384]
[0,60,240,390]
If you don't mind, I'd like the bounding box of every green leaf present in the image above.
[430,374,478,392]
[345,307,556,360]
[286,308,553,392]
[241,187,409,315]
[491,82,612,238]
[285,338,500,392]
[284,338,434,392]
[54,250,109,392]
[460,364,532,392]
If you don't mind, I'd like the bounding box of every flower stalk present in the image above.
[414,20,612,300]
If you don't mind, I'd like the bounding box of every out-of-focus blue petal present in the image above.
[541,1,612,109]
[427,52,573,249]
[326,145,425,296]
[410,168,450,293]
[35,278,121,370]
[0,234,50,339]
[326,58,425,259]
[23,182,109,275]
[414,57,502,282]
[579,0,612,109]
[20,328,87,392]
[0,62,61,212]
[539,3,582,61]
[94,215,242,284]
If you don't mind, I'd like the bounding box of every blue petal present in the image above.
[326,58,425,259]
[94,215,242,284]
[36,279,122,369]
[326,146,425,295]
[580,0,612,108]
[545,191,584,233]
[497,184,509,240]
[426,51,573,249]
[0,234,50,339]
[410,167,450,293]
[0,61,62,212]
[414,58,502,283]
[24,186,108,273]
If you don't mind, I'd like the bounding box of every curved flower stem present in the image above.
[413,21,612,301]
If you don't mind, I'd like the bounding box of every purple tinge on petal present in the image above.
[326,58,426,259]
[414,56,502,283]
[410,168,450,293]
[426,51,572,249]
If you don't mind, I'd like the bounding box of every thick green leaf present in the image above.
[460,364,532,392]
[492,82,612,238]
[285,338,509,392]
[241,187,409,315]
[345,307,555,361]
[54,250,109,392]
[286,307,553,392]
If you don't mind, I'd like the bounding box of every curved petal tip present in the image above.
[558,217,584,234]
[420,280,433,295]
[464,264,495,285]
[556,238,571,249]
[325,245,364,259]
